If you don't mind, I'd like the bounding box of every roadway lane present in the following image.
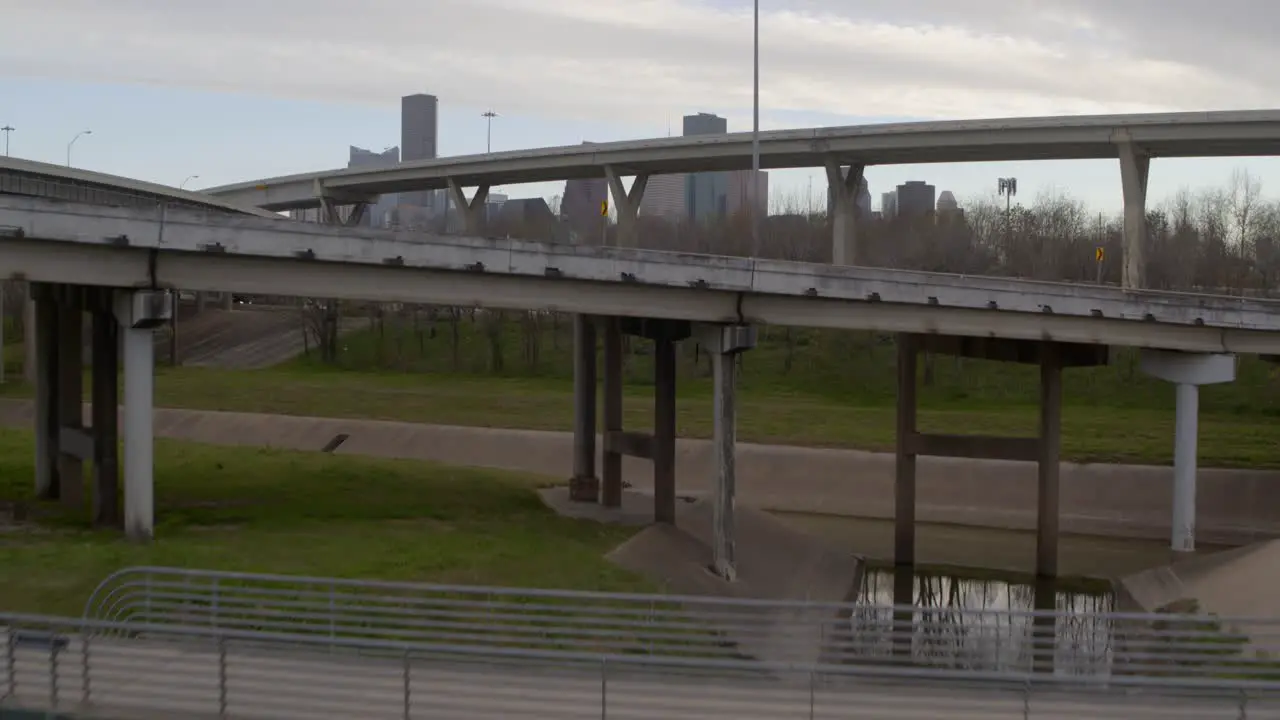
[4,634,1275,719]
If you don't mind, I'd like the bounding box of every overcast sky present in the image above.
[2,0,1279,211]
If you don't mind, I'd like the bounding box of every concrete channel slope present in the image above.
[2,633,1270,719]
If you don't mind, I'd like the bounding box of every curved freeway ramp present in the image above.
[0,155,281,218]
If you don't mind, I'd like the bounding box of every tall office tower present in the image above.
[348,145,400,228]
[682,112,730,224]
[881,191,898,220]
[640,174,688,220]
[400,93,439,211]
[895,181,937,219]
[857,180,872,218]
[826,170,871,219]
[727,169,769,218]
[935,190,964,225]
[560,142,610,243]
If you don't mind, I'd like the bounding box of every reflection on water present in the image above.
[849,566,1116,676]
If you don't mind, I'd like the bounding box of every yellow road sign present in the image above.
[1095,247,1104,263]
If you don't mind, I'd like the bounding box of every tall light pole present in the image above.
[1,125,12,157]
[482,111,498,153]
[180,175,200,189]
[751,0,761,258]
[66,129,92,167]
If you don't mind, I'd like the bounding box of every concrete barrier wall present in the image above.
[1,401,1276,545]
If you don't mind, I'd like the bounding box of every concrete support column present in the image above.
[1172,382,1198,550]
[1117,139,1150,290]
[894,334,918,571]
[90,290,120,528]
[345,201,370,228]
[569,314,599,501]
[825,161,865,266]
[116,290,171,543]
[23,284,36,384]
[1036,345,1063,580]
[601,318,624,508]
[652,334,677,524]
[447,180,491,235]
[1139,350,1236,554]
[319,194,340,225]
[699,324,757,581]
[221,292,233,311]
[55,290,84,510]
[32,283,57,500]
[604,166,649,248]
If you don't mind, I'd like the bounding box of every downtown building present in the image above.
[560,142,609,244]
[347,145,399,228]
[396,93,445,228]
[637,112,769,225]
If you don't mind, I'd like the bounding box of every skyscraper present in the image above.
[348,145,399,228]
[895,181,937,219]
[881,191,898,220]
[683,113,729,224]
[727,170,769,218]
[561,143,609,243]
[640,174,687,220]
[400,94,439,211]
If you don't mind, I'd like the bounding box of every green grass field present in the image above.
[0,429,646,616]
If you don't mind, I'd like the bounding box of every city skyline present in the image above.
[3,2,1280,214]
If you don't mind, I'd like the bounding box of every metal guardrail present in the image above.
[5,613,1280,719]
[84,566,1280,684]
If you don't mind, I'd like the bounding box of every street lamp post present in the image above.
[1,125,12,157]
[180,175,200,190]
[482,111,498,154]
[66,129,92,167]
[751,0,761,257]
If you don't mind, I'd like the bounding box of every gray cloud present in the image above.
[0,0,1275,126]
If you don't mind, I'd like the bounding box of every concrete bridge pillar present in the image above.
[698,324,756,581]
[572,317,688,525]
[23,284,36,384]
[893,335,1102,584]
[1117,138,1150,290]
[29,285,167,537]
[115,289,170,542]
[600,318,624,507]
[1139,350,1237,553]
[604,167,648,248]
[569,314,599,500]
[447,180,491,235]
[825,161,865,266]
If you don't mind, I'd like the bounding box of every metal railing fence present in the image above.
[85,566,1280,684]
[5,612,1280,719]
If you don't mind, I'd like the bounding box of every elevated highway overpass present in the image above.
[0,155,280,218]
[1,193,1277,585]
[205,109,1280,289]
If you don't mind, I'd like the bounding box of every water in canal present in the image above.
[849,564,1117,675]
